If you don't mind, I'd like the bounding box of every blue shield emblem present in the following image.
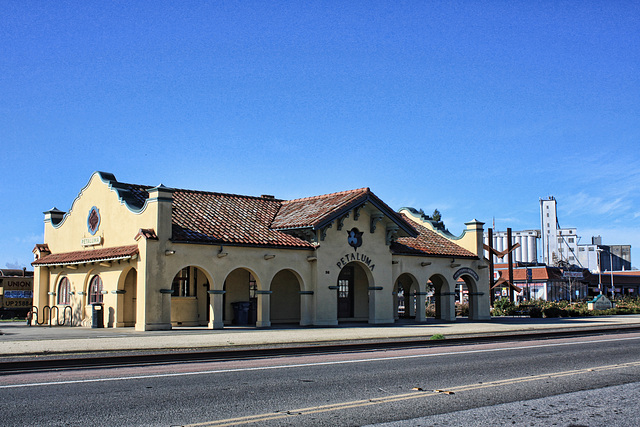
[347,228,363,251]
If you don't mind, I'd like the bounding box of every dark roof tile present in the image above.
[272,188,370,230]
[170,190,313,248]
[392,214,476,258]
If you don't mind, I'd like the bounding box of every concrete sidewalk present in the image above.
[2,315,640,357]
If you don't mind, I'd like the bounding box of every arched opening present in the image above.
[460,274,479,320]
[337,262,370,322]
[428,274,455,321]
[270,269,302,324]
[170,266,210,327]
[454,278,469,318]
[393,273,419,319]
[122,268,137,327]
[223,268,258,326]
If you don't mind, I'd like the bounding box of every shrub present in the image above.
[425,304,436,318]
[492,298,517,316]
[542,306,562,318]
[456,303,469,317]
[528,306,543,318]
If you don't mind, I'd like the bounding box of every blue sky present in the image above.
[2,1,639,269]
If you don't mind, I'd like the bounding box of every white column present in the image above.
[256,291,271,328]
[207,290,224,329]
[415,292,426,322]
[528,235,534,263]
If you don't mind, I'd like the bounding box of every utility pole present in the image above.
[488,228,495,305]
[507,228,514,302]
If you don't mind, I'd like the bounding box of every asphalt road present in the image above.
[1,331,640,426]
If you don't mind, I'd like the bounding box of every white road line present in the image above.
[1,335,639,389]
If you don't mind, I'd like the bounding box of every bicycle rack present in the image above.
[59,306,72,326]
[29,306,38,326]
[30,305,74,327]
[37,306,50,326]
[49,306,59,327]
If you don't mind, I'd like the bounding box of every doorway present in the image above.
[337,266,354,318]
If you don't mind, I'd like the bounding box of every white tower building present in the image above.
[540,197,559,265]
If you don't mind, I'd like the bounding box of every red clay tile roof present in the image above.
[32,245,139,266]
[494,266,573,281]
[135,228,158,241]
[392,214,476,258]
[272,188,418,238]
[496,267,557,281]
[170,190,314,248]
[113,179,414,248]
[33,243,50,253]
[272,188,371,230]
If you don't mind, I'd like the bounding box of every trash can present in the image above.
[248,298,257,325]
[231,301,250,325]
[91,303,104,328]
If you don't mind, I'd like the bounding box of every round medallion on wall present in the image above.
[87,206,101,235]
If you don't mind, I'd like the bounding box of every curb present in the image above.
[1,323,639,373]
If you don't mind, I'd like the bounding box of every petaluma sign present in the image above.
[336,252,376,271]
[336,227,375,271]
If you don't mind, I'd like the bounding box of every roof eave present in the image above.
[169,239,316,251]
[33,253,138,268]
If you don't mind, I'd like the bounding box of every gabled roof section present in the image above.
[33,243,50,253]
[135,228,158,241]
[392,213,476,258]
[272,188,369,230]
[170,190,314,248]
[272,188,418,237]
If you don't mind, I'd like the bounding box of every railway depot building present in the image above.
[32,172,490,331]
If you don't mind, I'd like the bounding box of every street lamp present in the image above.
[609,252,615,299]
[596,248,603,295]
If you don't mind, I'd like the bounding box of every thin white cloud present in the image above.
[562,192,632,218]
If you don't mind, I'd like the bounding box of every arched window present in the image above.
[57,277,71,305]
[89,275,103,304]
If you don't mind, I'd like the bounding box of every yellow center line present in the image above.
[184,360,640,427]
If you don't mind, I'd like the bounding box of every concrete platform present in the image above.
[2,315,640,357]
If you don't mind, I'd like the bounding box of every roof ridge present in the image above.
[117,179,369,204]
[119,182,284,202]
[173,188,284,201]
[282,187,370,205]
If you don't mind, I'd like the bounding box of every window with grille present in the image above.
[172,267,191,297]
[57,277,71,305]
[89,275,103,304]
